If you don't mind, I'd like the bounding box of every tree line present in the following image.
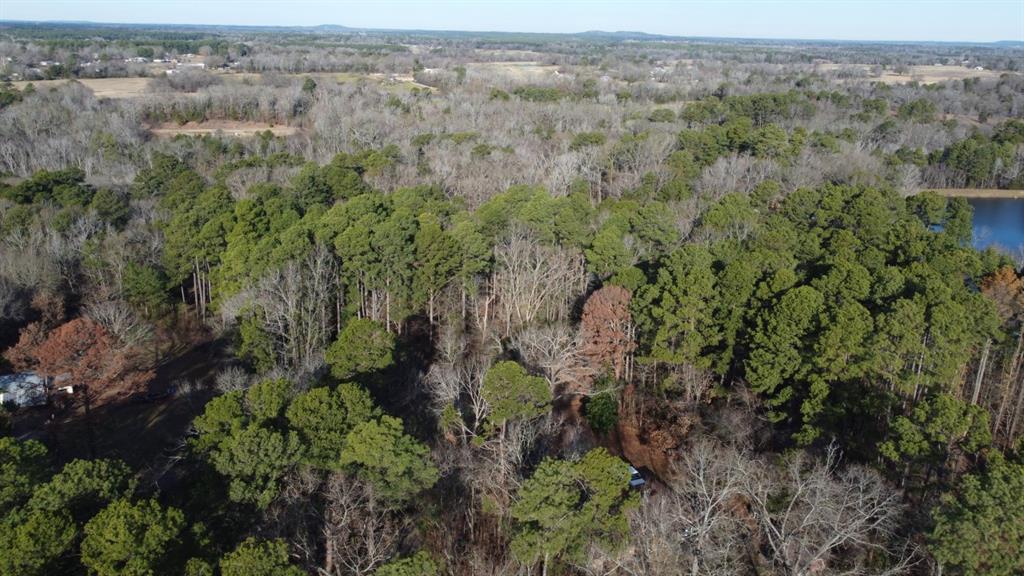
[2,139,1023,573]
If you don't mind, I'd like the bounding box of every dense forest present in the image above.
[1,21,1023,576]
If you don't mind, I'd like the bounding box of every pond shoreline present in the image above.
[962,196,1024,252]
[926,188,1024,199]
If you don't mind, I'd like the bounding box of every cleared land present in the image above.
[465,61,561,81]
[475,49,549,60]
[13,70,432,99]
[149,120,299,138]
[816,63,1010,85]
[926,188,1024,199]
[365,72,436,92]
[12,76,152,98]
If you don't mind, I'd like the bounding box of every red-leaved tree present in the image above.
[7,317,152,405]
[3,321,45,371]
[579,285,635,383]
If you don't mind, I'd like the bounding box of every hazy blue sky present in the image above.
[2,1,1022,43]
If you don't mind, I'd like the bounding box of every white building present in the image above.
[0,373,47,408]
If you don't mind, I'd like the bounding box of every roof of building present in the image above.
[0,372,48,407]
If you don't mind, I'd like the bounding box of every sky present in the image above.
[1,1,1022,43]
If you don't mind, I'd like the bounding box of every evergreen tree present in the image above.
[286,383,379,468]
[220,538,303,576]
[340,416,439,504]
[375,551,437,576]
[930,458,1024,575]
[326,318,396,380]
[80,499,186,576]
[511,448,635,572]
[481,361,551,432]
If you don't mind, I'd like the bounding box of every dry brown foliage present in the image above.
[981,265,1024,323]
[9,317,153,404]
[579,285,635,384]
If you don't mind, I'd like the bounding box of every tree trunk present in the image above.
[971,339,991,405]
[82,387,97,459]
[192,266,199,318]
[995,329,1024,441]
[1007,372,1024,442]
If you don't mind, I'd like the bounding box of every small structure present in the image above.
[0,373,48,408]
[628,464,646,488]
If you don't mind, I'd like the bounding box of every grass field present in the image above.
[878,65,1007,85]
[465,61,561,81]
[475,49,548,60]
[149,120,300,138]
[12,77,152,98]
[817,63,1010,85]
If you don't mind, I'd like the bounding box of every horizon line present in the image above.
[1,18,1021,47]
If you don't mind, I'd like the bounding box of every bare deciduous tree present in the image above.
[223,244,339,371]
[84,299,153,349]
[491,228,584,336]
[511,323,592,394]
[739,444,916,576]
[321,474,404,576]
[600,438,746,576]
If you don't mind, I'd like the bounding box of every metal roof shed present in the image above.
[0,373,48,408]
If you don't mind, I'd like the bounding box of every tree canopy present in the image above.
[511,448,635,570]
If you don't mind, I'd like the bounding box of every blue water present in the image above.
[969,198,1024,254]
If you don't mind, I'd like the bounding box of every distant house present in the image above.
[0,373,48,408]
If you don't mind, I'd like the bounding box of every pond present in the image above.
[968,198,1024,256]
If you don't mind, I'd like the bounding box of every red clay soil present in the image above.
[561,384,693,481]
[610,384,695,479]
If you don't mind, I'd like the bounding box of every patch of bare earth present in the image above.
[13,77,152,98]
[149,120,299,138]
[815,63,1013,85]
[465,61,561,81]
[611,385,695,479]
